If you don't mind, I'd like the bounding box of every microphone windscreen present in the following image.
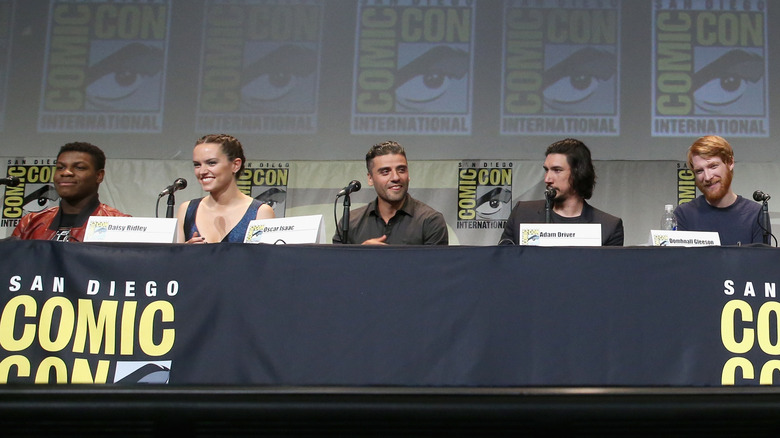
[753,190,769,202]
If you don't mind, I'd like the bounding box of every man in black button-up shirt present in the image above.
[333,141,448,245]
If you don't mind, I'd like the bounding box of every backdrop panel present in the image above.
[1,1,779,162]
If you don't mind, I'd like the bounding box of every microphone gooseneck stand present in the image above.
[166,193,177,219]
[761,199,770,245]
[341,193,351,244]
[545,195,553,223]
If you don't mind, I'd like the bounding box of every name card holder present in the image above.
[244,214,325,244]
[518,223,601,246]
[83,217,178,243]
[648,230,721,247]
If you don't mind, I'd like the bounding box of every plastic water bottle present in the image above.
[661,204,677,230]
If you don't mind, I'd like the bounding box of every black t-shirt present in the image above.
[52,213,78,242]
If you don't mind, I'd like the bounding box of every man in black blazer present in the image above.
[498,138,624,246]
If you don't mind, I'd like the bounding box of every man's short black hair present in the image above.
[58,142,106,170]
[365,140,406,172]
[545,138,596,200]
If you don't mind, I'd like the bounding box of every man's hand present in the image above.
[362,235,388,245]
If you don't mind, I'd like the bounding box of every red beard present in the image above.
[697,169,733,204]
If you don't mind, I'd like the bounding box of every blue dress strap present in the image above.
[183,198,203,241]
[224,198,265,243]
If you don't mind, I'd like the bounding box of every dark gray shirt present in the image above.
[333,195,448,245]
[674,195,766,245]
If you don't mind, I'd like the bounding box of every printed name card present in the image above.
[244,214,325,244]
[519,223,601,246]
[83,217,178,243]
[648,230,721,247]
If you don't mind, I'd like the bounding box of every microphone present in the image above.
[544,187,556,223]
[753,190,771,202]
[158,178,187,197]
[0,176,20,187]
[336,180,361,197]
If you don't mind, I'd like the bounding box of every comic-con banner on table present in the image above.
[1,240,780,386]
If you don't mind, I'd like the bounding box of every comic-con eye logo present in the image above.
[522,228,540,245]
[238,165,289,217]
[458,167,512,221]
[2,165,58,222]
[246,224,266,243]
[501,3,620,136]
[542,47,616,114]
[38,0,169,133]
[653,3,768,137]
[87,221,109,241]
[114,361,171,384]
[352,1,475,135]
[475,187,512,220]
[653,234,670,246]
[196,0,323,134]
[692,49,764,115]
[86,42,164,111]
[241,44,317,112]
[395,45,470,113]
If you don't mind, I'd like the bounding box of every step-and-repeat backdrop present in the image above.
[2,1,779,245]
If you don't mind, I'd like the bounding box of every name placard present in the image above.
[83,217,178,243]
[244,214,325,244]
[519,223,601,246]
[648,230,721,247]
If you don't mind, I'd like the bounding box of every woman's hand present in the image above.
[186,231,207,244]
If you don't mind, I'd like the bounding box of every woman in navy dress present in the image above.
[176,134,275,243]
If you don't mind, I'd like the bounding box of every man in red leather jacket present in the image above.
[12,142,129,241]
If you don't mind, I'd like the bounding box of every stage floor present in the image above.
[1,386,779,436]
